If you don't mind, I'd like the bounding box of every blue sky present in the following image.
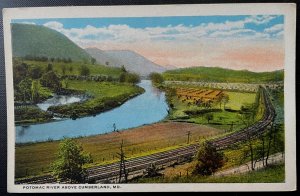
[12,15,284,71]
[13,15,283,32]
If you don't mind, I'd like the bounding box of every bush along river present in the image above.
[15,80,169,143]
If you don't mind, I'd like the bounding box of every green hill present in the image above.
[163,66,284,83]
[11,23,91,62]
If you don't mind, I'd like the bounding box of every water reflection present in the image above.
[17,125,30,136]
[37,94,87,111]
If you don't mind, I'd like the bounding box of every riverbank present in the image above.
[15,122,222,178]
[15,81,145,125]
[48,80,145,118]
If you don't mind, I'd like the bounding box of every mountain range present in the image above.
[11,23,282,82]
[86,48,168,76]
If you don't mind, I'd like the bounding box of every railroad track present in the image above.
[209,87,275,150]
[16,87,275,184]
[16,144,200,184]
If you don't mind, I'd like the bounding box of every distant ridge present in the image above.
[86,47,167,76]
[163,66,284,83]
[11,23,91,62]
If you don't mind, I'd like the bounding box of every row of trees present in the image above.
[24,55,73,63]
[23,56,97,65]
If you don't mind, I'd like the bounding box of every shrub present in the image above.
[192,142,225,176]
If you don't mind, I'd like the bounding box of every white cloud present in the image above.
[209,29,255,38]
[44,21,64,30]
[264,24,284,33]
[19,22,36,25]
[204,20,245,31]
[245,15,277,25]
[41,17,282,49]
[275,30,284,38]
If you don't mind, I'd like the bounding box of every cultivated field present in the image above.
[176,87,224,104]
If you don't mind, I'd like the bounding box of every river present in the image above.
[15,80,169,143]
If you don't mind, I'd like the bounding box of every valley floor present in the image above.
[15,122,223,179]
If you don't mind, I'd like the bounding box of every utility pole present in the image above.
[117,139,128,183]
[187,131,191,144]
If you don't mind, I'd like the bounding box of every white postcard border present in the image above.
[3,3,296,192]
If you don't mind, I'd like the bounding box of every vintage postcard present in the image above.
[3,4,296,192]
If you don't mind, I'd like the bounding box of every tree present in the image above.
[239,104,258,170]
[63,58,68,63]
[68,65,73,73]
[121,65,127,73]
[91,58,96,65]
[31,80,40,103]
[80,65,90,76]
[61,64,67,76]
[149,72,164,84]
[30,66,43,79]
[13,63,29,85]
[51,138,93,183]
[221,94,229,109]
[125,73,140,84]
[239,103,256,126]
[205,113,214,124]
[192,142,225,176]
[40,71,62,92]
[243,132,256,170]
[119,73,126,83]
[216,93,225,109]
[119,73,140,84]
[47,63,53,72]
[18,78,33,102]
[144,163,160,177]
[62,79,69,88]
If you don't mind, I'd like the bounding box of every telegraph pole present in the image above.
[117,139,128,183]
[187,131,191,144]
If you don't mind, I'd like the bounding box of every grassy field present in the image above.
[15,122,223,178]
[135,163,284,183]
[226,92,256,110]
[48,80,144,117]
[167,88,257,131]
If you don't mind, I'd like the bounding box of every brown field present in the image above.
[176,87,224,104]
[16,122,222,178]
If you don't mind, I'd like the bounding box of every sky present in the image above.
[13,15,284,72]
